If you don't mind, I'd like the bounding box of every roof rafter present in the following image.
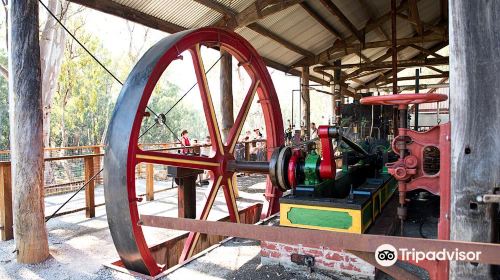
[299,2,342,39]
[408,0,424,35]
[247,23,314,57]
[213,0,305,29]
[295,33,446,66]
[194,0,236,17]
[408,44,444,58]
[319,0,364,43]
[67,0,185,34]
[293,0,423,66]
[361,42,448,89]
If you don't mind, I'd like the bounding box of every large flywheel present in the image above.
[104,27,284,276]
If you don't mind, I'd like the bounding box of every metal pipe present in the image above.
[228,160,270,174]
[391,0,398,139]
[414,69,420,130]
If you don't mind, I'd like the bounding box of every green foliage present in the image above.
[50,20,115,147]
[0,50,8,149]
[139,83,209,144]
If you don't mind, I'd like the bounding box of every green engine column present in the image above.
[304,151,321,185]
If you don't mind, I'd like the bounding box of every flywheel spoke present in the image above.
[179,175,224,262]
[222,176,240,223]
[189,44,225,156]
[227,79,260,153]
[136,149,220,171]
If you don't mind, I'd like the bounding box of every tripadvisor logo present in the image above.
[375,244,482,267]
[375,244,398,267]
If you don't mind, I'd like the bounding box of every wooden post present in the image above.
[301,67,310,139]
[333,60,341,124]
[0,163,13,241]
[8,0,49,263]
[244,142,250,161]
[178,177,197,219]
[146,163,154,201]
[220,50,234,142]
[84,156,95,218]
[449,1,500,278]
[93,146,102,184]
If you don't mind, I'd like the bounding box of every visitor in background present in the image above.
[311,122,318,139]
[180,130,191,154]
[200,135,212,185]
[192,139,200,155]
[252,128,265,161]
[200,136,212,157]
[243,130,251,141]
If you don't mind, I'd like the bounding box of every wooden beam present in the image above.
[223,0,304,29]
[426,65,446,74]
[408,0,424,35]
[344,44,410,81]
[9,0,49,263]
[376,73,449,85]
[300,2,342,38]
[409,44,444,58]
[440,0,448,22]
[361,42,448,89]
[319,0,363,43]
[450,1,499,279]
[396,13,447,36]
[301,67,310,139]
[194,0,236,17]
[67,0,186,34]
[295,33,446,66]
[427,77,448,93]
[293,0,421,66]
[316,57,449,71]
[0,163,12,241]
[262,57,328,85]
[84,156,95,218]
[220,49,234,141]
[248,23,314,57]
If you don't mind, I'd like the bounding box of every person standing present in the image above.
[180,130,191,154]
[311,122,318,139]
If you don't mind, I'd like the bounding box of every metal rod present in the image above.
[391,0,398,139]
[414,69,420,130]
[229,160,270,174]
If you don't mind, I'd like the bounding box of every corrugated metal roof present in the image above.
[105,0,447,89]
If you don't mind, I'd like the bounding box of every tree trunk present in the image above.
[8,0,49,263]
[40,0,68,147]
[449,1,500,279]
[220,50,233,142]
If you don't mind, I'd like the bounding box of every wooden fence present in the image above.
[0,140,267,241]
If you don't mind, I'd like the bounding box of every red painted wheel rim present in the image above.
[122,28,284,275]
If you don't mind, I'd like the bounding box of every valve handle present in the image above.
[360,93,448,109]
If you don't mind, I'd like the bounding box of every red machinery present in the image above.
[360,93,451,279]
[103,26,470,280]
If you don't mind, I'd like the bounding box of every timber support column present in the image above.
[8,0,49,263]
[333,60,341,125]
[0,163,13,241]
[168,167,203,219]
[220,50,233,141]
[450,0,500,279]
[301,67,310,139]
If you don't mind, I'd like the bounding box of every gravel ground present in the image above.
[0,174,432,280]
[0,175,274,280]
